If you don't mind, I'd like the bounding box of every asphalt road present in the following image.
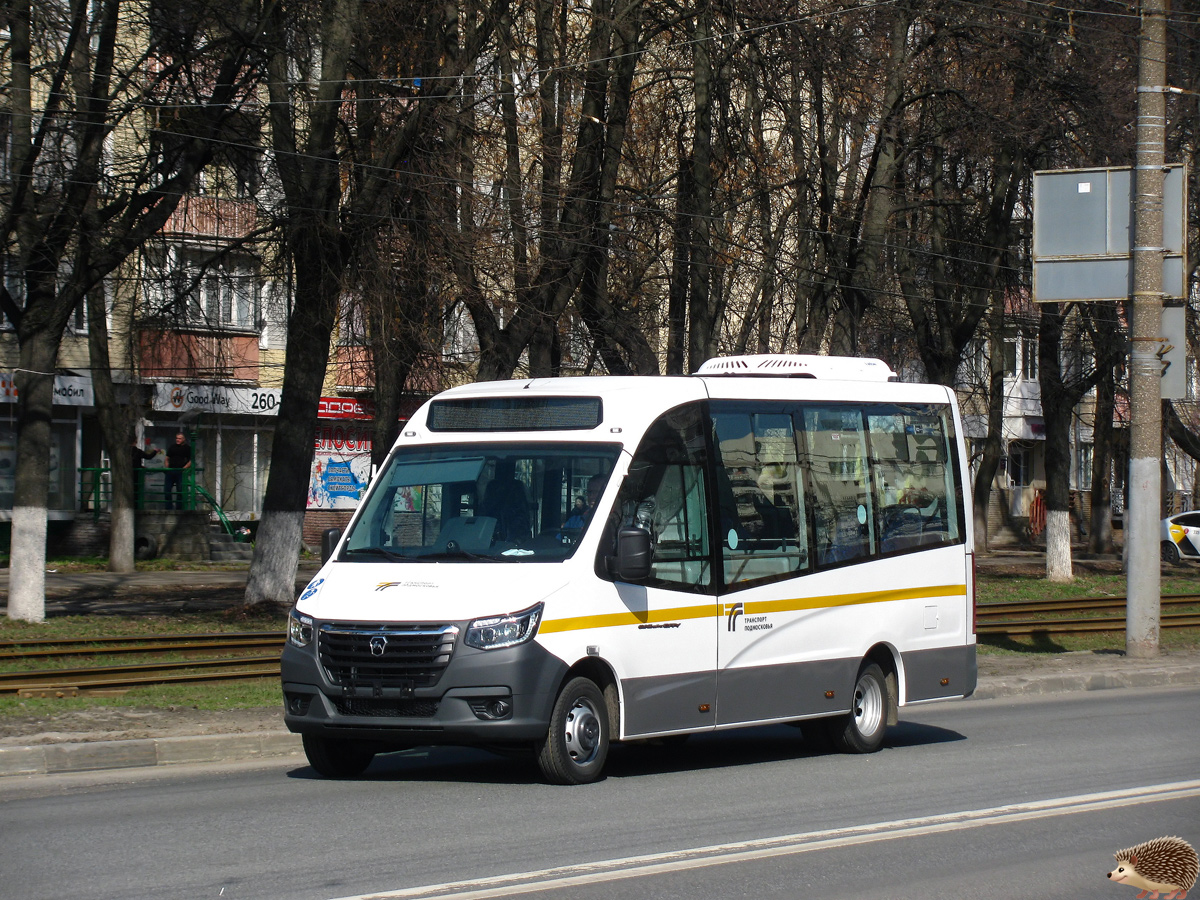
[2,686,1198,900]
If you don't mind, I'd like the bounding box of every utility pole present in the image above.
[1126,0,1166,658]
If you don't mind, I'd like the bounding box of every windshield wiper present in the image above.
[420,544,523,562]
[343,546,408,562]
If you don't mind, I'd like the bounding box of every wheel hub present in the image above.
[853,677,884,736]
[564,699,601,764]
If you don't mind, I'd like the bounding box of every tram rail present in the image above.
[1,594,1197,694]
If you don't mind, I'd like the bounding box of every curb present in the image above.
[970,664,1200,701]
[2,668,1199,778]
[0,731,301,778]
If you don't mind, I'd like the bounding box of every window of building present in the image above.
[1003,333,1038,380]
[1007,442,1034,487]
[1076,443,1093,491]
[177,254,259,330]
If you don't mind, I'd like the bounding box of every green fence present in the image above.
[79,467,206,515]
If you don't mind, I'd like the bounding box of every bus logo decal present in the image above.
[726,603,744,631]
[369,636,388,656]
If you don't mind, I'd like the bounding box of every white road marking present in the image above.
[331,780,1200,900]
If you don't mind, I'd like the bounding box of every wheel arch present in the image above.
[864,642,901,727]
[562,657,621,740]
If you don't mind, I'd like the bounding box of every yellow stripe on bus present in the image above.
[538,583,967,634]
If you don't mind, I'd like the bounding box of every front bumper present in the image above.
[280,631,568,748]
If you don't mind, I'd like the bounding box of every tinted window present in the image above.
[712,407,809,588]
[342,442,620,562]
[603,403,712,592]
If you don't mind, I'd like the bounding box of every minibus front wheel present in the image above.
[302,734,378,778]
[537,677,610,785]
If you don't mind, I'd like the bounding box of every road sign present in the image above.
[1032,165,1187,302]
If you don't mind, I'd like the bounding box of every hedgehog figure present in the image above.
[1107,836,1198,900]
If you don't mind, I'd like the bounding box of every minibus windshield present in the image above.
[341,442,622,562]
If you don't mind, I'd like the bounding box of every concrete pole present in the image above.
[1127,0,1166,658]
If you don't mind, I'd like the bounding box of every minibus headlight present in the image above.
[465,603,543,650]
[288,610,314,648]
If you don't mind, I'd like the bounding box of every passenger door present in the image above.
[710,404,819,726]
[605,403,719,738]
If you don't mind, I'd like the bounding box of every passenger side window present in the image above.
[605,403,712,591]
[712,408,809,588]
[868,405,961,552]
[802,406,875,566]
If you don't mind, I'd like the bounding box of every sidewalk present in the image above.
[0,558,1198,778]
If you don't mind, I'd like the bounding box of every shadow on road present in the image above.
[284,719,967,784]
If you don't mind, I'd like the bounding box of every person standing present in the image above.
[130,439,160,509]
[164,432,192,510]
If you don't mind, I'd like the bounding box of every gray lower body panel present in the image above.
[715,657,858,726]
[901,644,976,701]
[621,670,717,736]
[621,657,858,737]
[281,636,568,748]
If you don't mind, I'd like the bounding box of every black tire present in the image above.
[134,533,157,561]
[302,734,377,778]
[824,662,889,754]
[536,677,610,785]
[1162,540,1182,565]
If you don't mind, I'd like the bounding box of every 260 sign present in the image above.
[251,392,279,412]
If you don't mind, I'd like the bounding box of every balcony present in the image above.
[161,196,257,240]
[138,328,260,382]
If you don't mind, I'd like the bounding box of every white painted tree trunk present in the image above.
[9,506,48,622]
[1045,508,1074,583]
[109,505,135,573]
[244,509,305,606]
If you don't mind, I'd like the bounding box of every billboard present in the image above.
[307,422,372,510]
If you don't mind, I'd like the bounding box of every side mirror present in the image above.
[614,526,652,581]
[321,528,342,564]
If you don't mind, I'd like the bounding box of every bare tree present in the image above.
[244,0,506,606]
[1,0,264,620]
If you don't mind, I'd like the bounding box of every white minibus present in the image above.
[282,354,976,783]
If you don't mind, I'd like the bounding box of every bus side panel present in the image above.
[715,657,855,723]
[902,645,977,701]
[536,580,719,740]
[620,670,722,735]
[715,552,970,726]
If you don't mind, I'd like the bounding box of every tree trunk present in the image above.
[1089,355,1117,553]
[86,281,137,573]
[686,1,714,374]
[245,246,341,606]
[666,151,691,375]
[8,328,60,622]
[972,303,1006,551]
[1039,304,1073,583]
[1045,509,1072,582]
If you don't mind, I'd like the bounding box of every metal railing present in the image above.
[78,466,215,520]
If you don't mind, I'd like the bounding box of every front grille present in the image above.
[335,697,440,718]
[318,623,459,689]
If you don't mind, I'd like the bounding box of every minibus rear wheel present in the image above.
[824,662,888,754]
[537,677,610,785]
[302,734,377,778]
